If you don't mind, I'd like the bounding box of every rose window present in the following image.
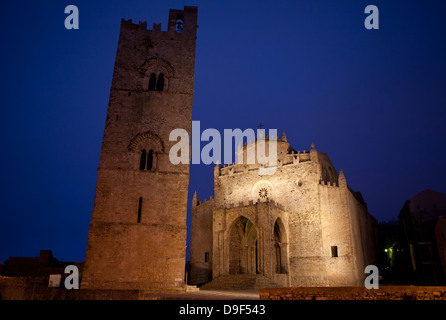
[259,188,268,199]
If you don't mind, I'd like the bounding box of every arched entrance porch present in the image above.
[228,216,258,275]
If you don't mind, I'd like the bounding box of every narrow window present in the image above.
[147,150,153,171]
[137,197,142,223]
[331,246,338,258]
[156,73,164,91]
[204,252,209,263]
[175,14,184,33]
[139,149,147,170]
[148,73,156,91]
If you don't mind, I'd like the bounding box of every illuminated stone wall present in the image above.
[190,138,378,287]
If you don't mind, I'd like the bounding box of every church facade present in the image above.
[190,136,378,287]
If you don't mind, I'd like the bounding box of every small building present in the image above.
[435,216,446,281]
[2,250,78,277]
[398,189,446,285]
[377,220,404,283]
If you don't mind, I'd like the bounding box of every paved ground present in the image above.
[142,289,260,300]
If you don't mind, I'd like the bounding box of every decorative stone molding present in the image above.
[138,57,175,78]
[128,130,165,152]
[252,181,274,203]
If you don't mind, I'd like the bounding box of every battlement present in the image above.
[223,198,285,211]
[217,151,311,177]
[319,179,339,188]
[196,195,214,207]
[120,6,198,33]
[195,196,285,211]
[120,18,165,32]
[121,18,150,30]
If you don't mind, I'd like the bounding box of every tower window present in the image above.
[148,73,166,92]
[156,73,164,91]
[139,149,147,170]
[137,197,142,223]
[148,73,157,91]
[147,150,153,171]
[204,252,209,263]
[139,149,154,171]
[331,246,338,258]
[175,14,184,33]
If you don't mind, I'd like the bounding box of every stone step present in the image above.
[200,274,282,291]
[186,285,200,292]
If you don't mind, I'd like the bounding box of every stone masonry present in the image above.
[82,7,198,291]
[190,136,379,288]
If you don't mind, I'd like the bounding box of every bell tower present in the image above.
[82,7,198,291]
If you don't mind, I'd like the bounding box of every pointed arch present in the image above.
[273,217,288,274]
[228,216,258,275]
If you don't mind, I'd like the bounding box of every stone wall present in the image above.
[259,286,446,300]
[189,196,214,285]
[0,276,80,300]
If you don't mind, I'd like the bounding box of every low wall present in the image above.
[0,276,79,300]
[259,286,446,300]
[0,276,168,300]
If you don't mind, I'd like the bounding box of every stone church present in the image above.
[189,137,378,288]
[81,6,378,292]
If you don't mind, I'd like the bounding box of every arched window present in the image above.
[156,73,164,91]
[175,14,184,33]
[139,149,154,171]
[147,150,153,171]
[274,222,282,273]
[148,73,157,91]
[139,149,147,170]
[273,219,288,274]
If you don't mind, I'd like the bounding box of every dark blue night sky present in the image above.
[1,0,445,263]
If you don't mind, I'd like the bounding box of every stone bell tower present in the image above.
[82,7,198,291]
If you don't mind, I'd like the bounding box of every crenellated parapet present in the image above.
[221,198,285,211]
[318,180,340,187]
[217,150,311,177]
[120,18,149,30]
[195,195,215,207]
[120,6,198,33]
